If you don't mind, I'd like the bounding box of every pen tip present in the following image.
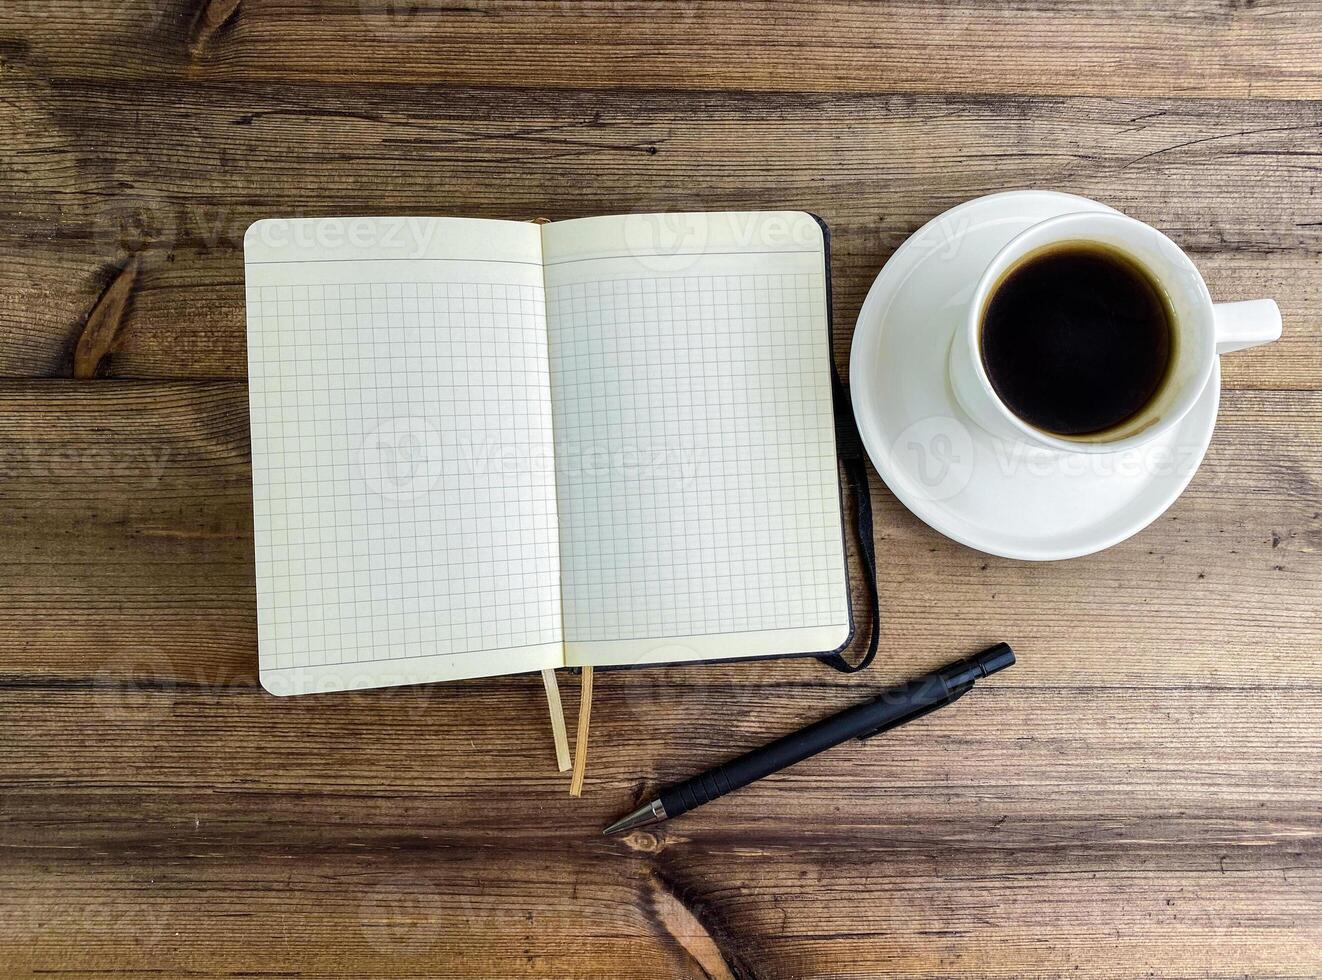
[601,799,667,837]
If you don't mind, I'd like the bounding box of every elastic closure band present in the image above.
[818,363,879,675]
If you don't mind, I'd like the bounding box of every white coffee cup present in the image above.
[948,210,1281,454]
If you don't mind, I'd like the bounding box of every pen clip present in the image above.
[857,683,973,741]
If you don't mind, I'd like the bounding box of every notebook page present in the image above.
[542,212,850,668]
[245,217,563,694]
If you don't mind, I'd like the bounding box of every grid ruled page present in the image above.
[542,213,850,667]
[245,218,563,694]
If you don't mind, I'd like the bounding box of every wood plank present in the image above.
[0,382,1316,689]
[1,680,1319,975]
[2,0,1322,99]
[0,382,255,684]
[0,847,683,978]
[1,83,1318,384]
[3,682,1319,839]
[2,837,1315,978]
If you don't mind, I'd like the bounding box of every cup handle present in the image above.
[1213,300,1282,355]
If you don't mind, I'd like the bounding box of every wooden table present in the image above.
[2,2,1319,977]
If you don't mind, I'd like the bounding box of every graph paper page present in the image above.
[245,217,563,695]
[542,212,850,668]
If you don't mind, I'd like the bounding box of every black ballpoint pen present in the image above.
[603,642,1015,836]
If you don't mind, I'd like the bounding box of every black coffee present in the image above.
[980,243,1174,437]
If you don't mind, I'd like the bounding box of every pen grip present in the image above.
[659,687,936,818]
[666,766,737,812]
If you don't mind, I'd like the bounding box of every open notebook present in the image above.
[245,211,851,695]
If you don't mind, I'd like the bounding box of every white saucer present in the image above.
[849,191,1219,561]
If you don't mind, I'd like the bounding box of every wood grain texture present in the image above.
[2,1,1322,99]
[0,82,1319,384]
[2,684,1320,977]
[1,1,1320,977]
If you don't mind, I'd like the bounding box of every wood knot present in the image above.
[616,828,665,853]
[190,0,242,58]
[73,257,141,379]
[648,872,753,980]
